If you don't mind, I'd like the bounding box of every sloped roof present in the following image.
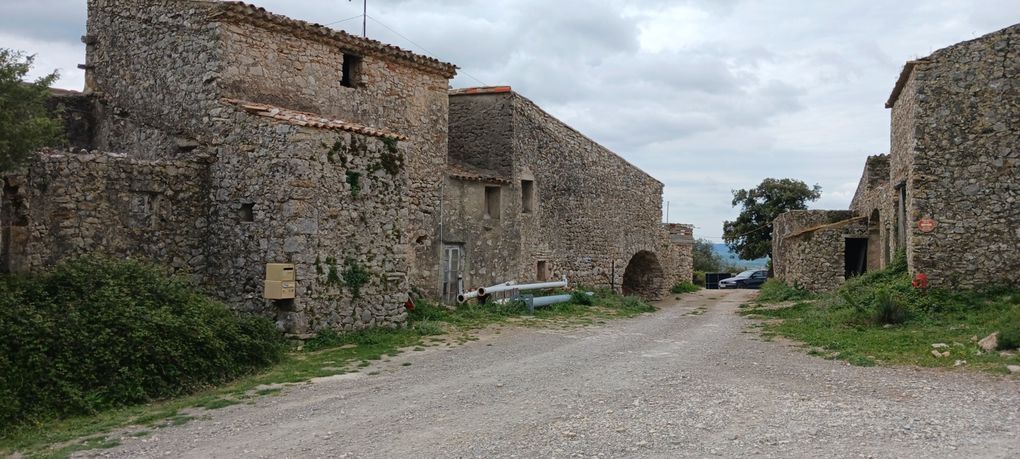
[223,98,407,140]
[446,163,511,184]
[885,59,928,109]
[213,1,457,78]
[787,216,867,239]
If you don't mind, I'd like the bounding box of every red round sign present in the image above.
[918,217,936,233]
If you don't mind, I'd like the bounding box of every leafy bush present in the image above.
[0,257,285,430]
[670,281,700,294]
[570,291,594,306]
[692,271,706,286]
[998,327,1020,351]
[757,279,814,302]
[872,289,909,325]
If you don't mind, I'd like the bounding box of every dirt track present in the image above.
[82,290,1020,458]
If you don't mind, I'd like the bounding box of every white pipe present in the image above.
[531,291,593,308]
[459,280,515,303]
[478,276,567,296]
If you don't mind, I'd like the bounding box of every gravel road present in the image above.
[83,289,1020,458]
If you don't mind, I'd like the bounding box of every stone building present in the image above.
[3,0,456,334]
[440,87,692,300]
[773,23,1020,291]
[1,1,692,333]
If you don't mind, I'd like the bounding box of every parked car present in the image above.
[718,270,769,289]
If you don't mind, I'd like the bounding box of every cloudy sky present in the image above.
[3,1,1019,241]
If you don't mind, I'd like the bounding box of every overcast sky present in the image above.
[3,1,1019,241]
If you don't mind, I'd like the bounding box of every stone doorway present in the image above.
[622,250,664,300]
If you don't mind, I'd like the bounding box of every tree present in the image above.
[692,238,724,272]
[722,178,821,260]
[0,48,63,172]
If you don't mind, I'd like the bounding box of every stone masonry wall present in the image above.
[893,24,1020,288]
[215,7,453,296]
[513,93,675,297]
[1,150,210,277]
[771,210,853,283]
[664,224,695,287]
[780,218,868,292]
[445,91,685,299]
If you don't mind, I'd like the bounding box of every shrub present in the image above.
[757,279,814,302]
[692,271,706,286]
[670,281,700,294]
[872,289,909,325]
[570,291,594,306]
[998,327,1020,351]
[0,257,285,430]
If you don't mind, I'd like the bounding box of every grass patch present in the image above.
[742,253,1020,371]
[757,279,815,302]
[670,281,701,294]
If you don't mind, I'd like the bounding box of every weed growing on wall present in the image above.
[342,258,371,299]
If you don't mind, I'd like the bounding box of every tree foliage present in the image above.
[692,238,725,272]
[0,48,63,172]
[722,178,821,260]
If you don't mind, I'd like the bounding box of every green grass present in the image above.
[757,278,815,302]
[2,290,653,457]
[742,255,1020,372]
[670,281,701,294]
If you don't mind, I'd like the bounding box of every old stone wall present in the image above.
[849,154,893,271]
[780,218,868,292]
[444,91,685,300]
[1,150,210,277]
[664,224,695,287]
[891,24,1020,289]
[771,210,853,283]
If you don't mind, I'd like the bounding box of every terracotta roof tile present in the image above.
[213,1,457,79]
[222,98,407,140]
[449,86,513,96]
[446,163,511,184]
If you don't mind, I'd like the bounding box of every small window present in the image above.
[341,53,362,88]
[536,261,548,281]
[521,180,534,213]
[484,186,501,219]
[239,203,254,223]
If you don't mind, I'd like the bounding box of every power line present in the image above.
[324,14,364,26]
[365,14,489,87]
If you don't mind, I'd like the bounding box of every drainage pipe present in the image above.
[459,281,515,303]
[530,291,593,308]
[477,277,567,296]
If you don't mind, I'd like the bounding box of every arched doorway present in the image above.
[622,250,665,300]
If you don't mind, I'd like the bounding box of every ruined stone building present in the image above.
[773,24,1020,291]
[442,87,692,301]
[0,0,692,334]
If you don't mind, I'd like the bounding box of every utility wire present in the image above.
[324,14,364,26]
[365,14,489,87]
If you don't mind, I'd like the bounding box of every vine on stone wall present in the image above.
[343,257,371,299]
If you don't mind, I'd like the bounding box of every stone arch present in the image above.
[622,250,665,300]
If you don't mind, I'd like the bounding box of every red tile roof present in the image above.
[446,163,511,184]
[222,98,408,140]
[449,86,513,96]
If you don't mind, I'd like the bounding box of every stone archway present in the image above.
[622,250,665,300]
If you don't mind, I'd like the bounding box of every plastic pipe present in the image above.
[478,277,567,296]
[459,281,516,303]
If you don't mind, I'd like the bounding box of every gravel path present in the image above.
[83,290,1020,458]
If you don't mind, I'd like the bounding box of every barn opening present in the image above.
[622,250,664,300]
[845,237,868,279]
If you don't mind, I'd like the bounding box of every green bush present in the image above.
[692,271,706,286]
[0,257,285,430]
[998,328,1020,351]
[757,279,814,302]
[570,291,594,306]
[670,281,700,294]
[872,289,909,325]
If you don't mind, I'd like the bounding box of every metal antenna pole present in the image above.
[362,0,367,37]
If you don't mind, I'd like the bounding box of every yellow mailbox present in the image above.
[264,263,296,299]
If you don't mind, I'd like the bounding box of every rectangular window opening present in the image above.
[239,203,254,223]
[341,53,363,88]
[484,186,501,219]
[521,180,534,213]
[536,260,548,282]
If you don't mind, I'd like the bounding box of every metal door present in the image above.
[442,244,464,302]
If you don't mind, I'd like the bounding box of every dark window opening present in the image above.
[521,180,534,213]
[484,186,501,219]
[239,203,254,223]
[536,260,548,281]
[341,53,363,88]
[845,237,868,279]
[415,235,428,245]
